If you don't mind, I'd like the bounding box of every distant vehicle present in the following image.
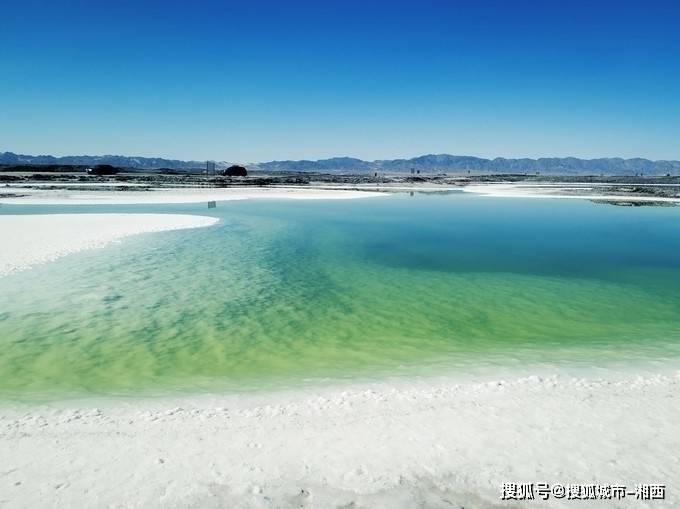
[223,165,247,177]
[86,164,119,175]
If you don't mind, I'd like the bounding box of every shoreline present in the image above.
[3,179,680,206]
[2,171,679,205]
[0,214,219,278]
[462,183,680,203]
[2,368,678,507]
[0,186,385,205]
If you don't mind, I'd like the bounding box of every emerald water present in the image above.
[1,193,680,399]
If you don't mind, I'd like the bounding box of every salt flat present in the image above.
[1,371,678,508]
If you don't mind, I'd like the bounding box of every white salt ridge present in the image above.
[1,371,678,508]
[0,214,218,278]
[0,186,385,205]
[463,183,680,203]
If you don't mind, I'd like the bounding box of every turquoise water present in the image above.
[1,192,680,399]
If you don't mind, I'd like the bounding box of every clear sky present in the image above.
[1,0,679,162]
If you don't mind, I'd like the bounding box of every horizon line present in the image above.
[3,150,680,165]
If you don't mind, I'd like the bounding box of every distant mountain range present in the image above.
[2,151,680,175]
[0,152,208,171]
[257,155,680,175]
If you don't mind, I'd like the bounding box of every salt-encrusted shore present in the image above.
[0,186,385,205]
[0,214,219,278]
[463,182,680,203]
[1,370,678,508]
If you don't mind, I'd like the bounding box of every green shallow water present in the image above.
[1,193,680,399]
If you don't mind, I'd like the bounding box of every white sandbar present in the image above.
[0,214,218,278]
[0,186,385,205]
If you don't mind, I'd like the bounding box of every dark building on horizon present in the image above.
[223,165,248,177]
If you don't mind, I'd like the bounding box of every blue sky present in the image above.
[1,0,679,162]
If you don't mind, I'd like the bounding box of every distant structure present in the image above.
[206,161,216,175]
[86,164,118,175]
[223,165,247,177]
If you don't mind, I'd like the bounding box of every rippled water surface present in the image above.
[1,193,680,398]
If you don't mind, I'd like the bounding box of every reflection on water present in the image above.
[1,194,680,399]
